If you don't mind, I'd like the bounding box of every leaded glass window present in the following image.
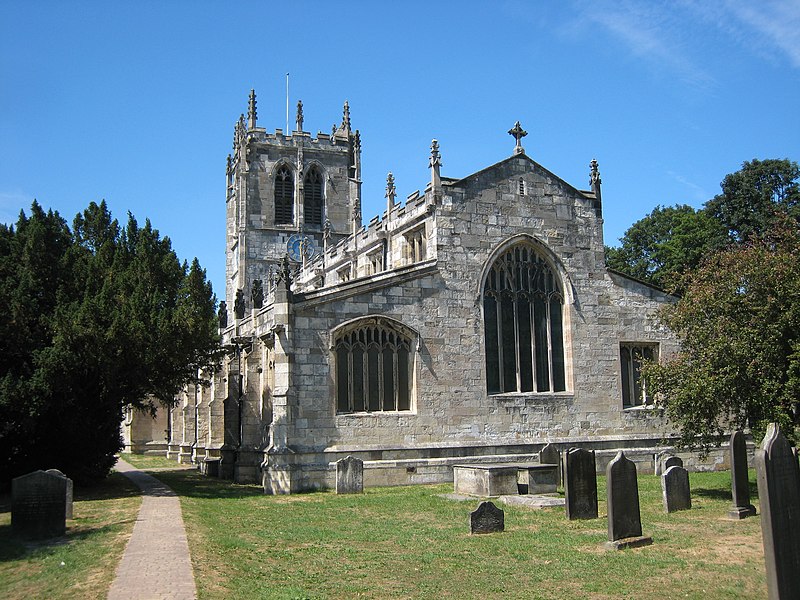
[335,319,413,413]
[620,343,657,407]
[483,244,566,394]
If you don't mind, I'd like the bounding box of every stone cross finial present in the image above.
[508,121,527,155]
[296,100,304,131]
[248,89,257,130]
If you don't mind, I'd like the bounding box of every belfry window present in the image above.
[334,319,413,413]
[483,243,566,394]
[274,165,294,225]
[303,168,323,226]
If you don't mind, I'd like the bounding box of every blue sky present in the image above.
[2,1,799,295]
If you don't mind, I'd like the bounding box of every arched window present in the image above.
[334,318,413,413]
[274,165,294,225]
[483,243,566,394]
[304,168,323,226]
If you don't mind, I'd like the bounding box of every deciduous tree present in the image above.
[645,219,800,451]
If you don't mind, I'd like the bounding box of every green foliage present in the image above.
[706,158,800,243]
[0,201,220,486]
[646,220,800,450]
[605,204,727,292]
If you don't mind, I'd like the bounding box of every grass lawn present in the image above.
[143,467,767,600]
[0,471,141,600]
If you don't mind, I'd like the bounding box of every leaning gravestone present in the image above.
[661,465,691,513]
[470,501,504,534]
[539,443,561,487]
[336,455,363,494]
[729,430,756,519]
[755,423,800,600]
[605,450,652,550]
[46,469,73,520]
[564,447,598,520]
[11,470,68,539]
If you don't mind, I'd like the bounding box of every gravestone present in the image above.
[662,455,683,472]
[470,501,504,534]
[539,443,561,487]
[661,465,691,513]
[755,423,800,599]
[11,470,68,539]
[46,469,73,520]
[654,451,670,476]
[335,455,363,494]
[564,448,598,520]
[605,451,652,550]
[728,430,756,519]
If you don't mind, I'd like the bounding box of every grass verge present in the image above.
[0,471,141,600]
[147,468,766,600]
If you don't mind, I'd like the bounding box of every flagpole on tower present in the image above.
[285,72,289,133]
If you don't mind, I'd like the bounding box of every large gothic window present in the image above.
[483,244,566,394]
[303,168,323,226]
[274,165,294,225]
[335,318,413,413]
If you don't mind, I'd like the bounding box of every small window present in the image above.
[404,227,426,264]
[518,178,526,195]
[367,249,384,276]
[274,165,294,225]
[338,265,351,282]
[304,168,323,226]
[620,343,658,407]
[334,319,414,413]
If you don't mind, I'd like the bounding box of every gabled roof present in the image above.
[444,153,595,202]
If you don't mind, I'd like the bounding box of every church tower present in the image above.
[225,90,361,315]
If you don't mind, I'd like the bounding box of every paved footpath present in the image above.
[107,458,197,600]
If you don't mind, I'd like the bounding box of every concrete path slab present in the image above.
[108,458,197,600]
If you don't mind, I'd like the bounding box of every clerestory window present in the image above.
[274,165,294,225]
[334,318,414,413]
[303,168,323,226]
[620,343,657,408]
[483,243,566,394]
[404,227,426,264]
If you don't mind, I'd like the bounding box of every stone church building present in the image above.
[124,91,698,493]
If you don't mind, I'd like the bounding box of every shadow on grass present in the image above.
[148,469,266,500]
[692,480,759,502]
[0,517,136,563]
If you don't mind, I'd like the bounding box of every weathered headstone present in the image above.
[728,430,756,519]
[654,450,670,476]
[564,447,598,520]
[11,470,68,539]
[470,501,504,534]
[661,465,691,513]
[662,455,683,472]
[605,450,652,550]
[755,423,800,599]
[46,468,73,520]
[539,443,561,487]
[335,455,363,494]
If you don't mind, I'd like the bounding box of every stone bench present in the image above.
[453,463,559,497]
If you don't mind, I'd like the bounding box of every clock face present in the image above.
[287,234,316,262]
